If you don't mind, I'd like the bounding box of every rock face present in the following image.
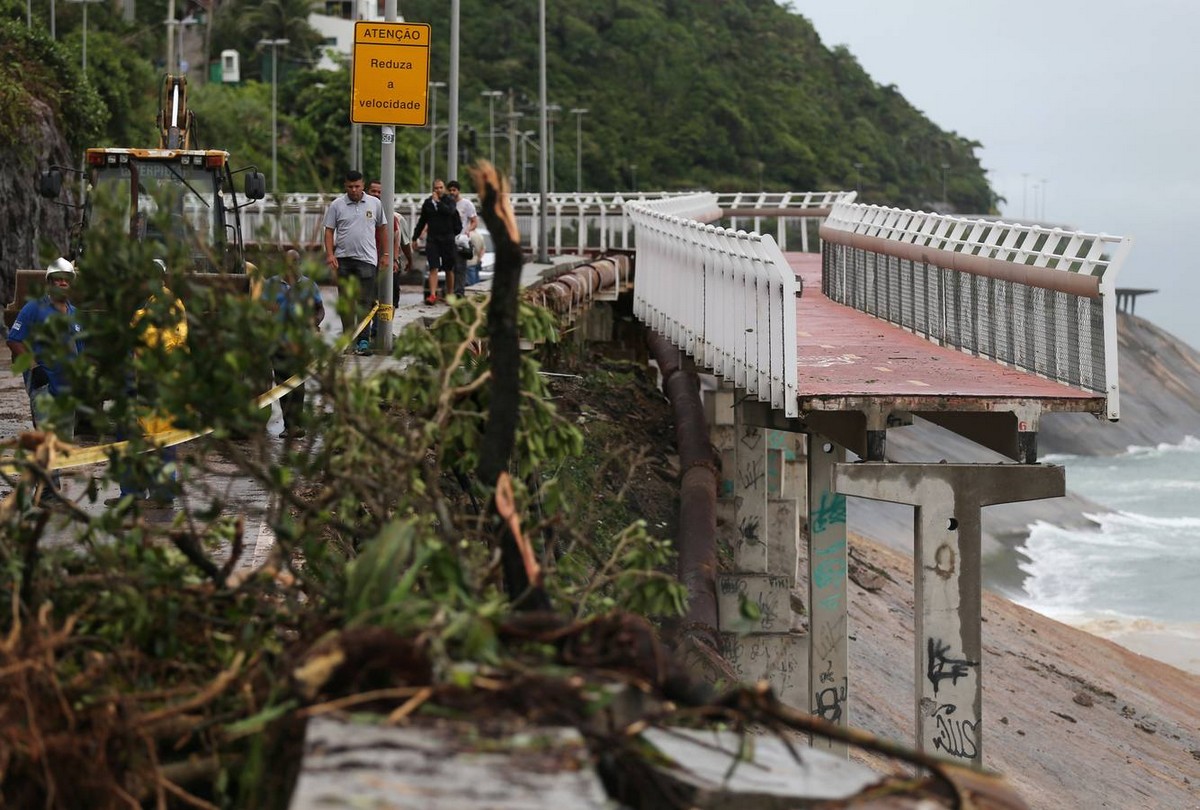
[0,96,76,306]
[843,533,1200,810]
[1040,312,1200,455]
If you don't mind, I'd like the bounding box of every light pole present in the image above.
[1040,178,1049,220]
[569,107,588,191]
[428,80,446,186]
[521,130,536,192]
[1021,172,1030,219]
[257,38,290,203]
[178,14,197,74]
[482,89,503,161]
[546,103,561,193]
[941,162,949,207]
[69,0,102,75]
[537,0,548,262]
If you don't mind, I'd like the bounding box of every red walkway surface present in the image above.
[787,253,1103,415]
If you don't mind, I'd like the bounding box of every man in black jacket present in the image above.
[413,178,461,305]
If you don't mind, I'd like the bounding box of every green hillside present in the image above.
[397,0,994,210]
[1,0,994,209]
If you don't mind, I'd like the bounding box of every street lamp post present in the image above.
[428,80,446,186]
[521,130,536,192]
[178,14,197,74]
[546,103,561,194]
[482,89,503,161]
[257,38,290,206]
[537,0,548,262]
[569,107,588,192]
[69,0,102,75]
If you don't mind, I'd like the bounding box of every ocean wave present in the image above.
[1121,434,1200,457]
[1098,509,1200,532]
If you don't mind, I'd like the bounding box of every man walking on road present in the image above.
[413,178,460,306]
[447,180,477,297]
[323,170,385,354]
[366,178,414,307]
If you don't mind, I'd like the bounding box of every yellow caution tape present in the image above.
[1,303,383,475]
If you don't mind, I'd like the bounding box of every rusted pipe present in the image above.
[647,330,720,645]
[533,255,627,315]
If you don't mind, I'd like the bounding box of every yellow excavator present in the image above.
[8,75,267,323]
[36,74,265,273]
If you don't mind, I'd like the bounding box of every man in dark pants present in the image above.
[413,178,460,305]
[323,170,385,354]
[447,179,477,297]
[7,258,83,499]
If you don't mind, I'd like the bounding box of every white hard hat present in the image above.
[45,257,75,279]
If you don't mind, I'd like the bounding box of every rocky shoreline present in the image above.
[844,529,1200,808]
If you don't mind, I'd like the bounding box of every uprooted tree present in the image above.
[0,164,690,807]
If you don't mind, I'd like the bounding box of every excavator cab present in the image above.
[34,74,265,274]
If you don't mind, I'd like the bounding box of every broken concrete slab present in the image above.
[289,718,610,810]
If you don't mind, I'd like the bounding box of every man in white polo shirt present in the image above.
[323,169,385,353]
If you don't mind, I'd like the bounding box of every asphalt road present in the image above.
[0,282,442,572]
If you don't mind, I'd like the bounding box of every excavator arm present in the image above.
[157,74,195,150]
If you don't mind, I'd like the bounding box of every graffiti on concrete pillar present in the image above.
[928,543,956,580]
[738,514,763,547]
[811,490,846,534]
[813,610,846,663]
[930,703,979,760]
[812,541,847,589]
[926,637,977,695]
[813,669,848,724]
[738,458,765,491]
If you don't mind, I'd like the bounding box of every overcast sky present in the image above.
[792,0,1200,348]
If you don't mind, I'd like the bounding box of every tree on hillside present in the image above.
[399,0,996,209]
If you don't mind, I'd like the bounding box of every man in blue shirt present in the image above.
[6,258,84,496]
[264,249,325,439]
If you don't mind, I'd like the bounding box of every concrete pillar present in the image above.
[732,401,768,572]
[807,435,848,755]
[834,462,1064,768]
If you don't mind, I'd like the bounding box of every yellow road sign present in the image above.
[351,21,432,126]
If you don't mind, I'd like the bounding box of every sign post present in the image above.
[352,20,431,353]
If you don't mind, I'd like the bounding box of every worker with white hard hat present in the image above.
[5,258,84,501]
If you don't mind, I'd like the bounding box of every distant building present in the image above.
[310,0,403,71]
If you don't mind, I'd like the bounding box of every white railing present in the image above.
[237,191,851,255]
[718,190,857,253]
[237,192,682,254]
[820,202,1132,419]
[627,193,799,417]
